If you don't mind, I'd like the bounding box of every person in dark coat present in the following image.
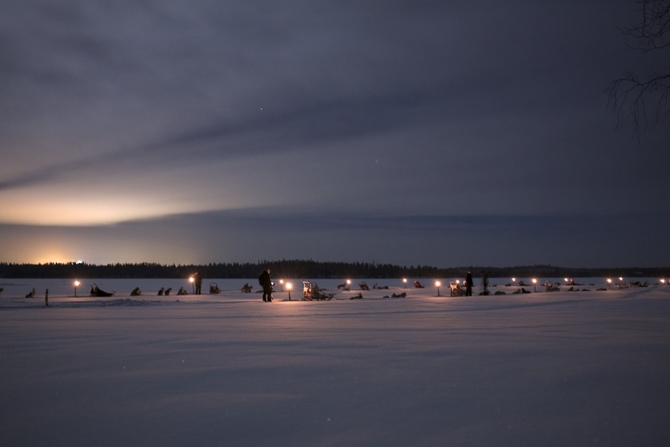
[465,271,473,296]
[193,272,202,295]
[258,269,273,302]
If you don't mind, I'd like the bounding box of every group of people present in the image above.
[463,271,488,296]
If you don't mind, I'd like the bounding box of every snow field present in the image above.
[1,282,669,446]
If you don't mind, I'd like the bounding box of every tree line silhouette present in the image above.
[0,261,667,279]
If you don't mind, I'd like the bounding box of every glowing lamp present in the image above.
[279,279,284,291]
[286,282,293,300]
[74,280,80,297]
[403,278,407,288]
[189,277,195,283]
[532,278,537,292]
[512,277,516,282]
[435,281,441,296]
[607,278,612,289]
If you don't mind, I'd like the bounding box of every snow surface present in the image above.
[1,279,669,446]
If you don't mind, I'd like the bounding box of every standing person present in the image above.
[465,271,473,296]
[194,272,202,295]
[481,271,489,295]
[258,269,273,302]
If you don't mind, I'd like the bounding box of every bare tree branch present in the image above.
[608,0,670,135]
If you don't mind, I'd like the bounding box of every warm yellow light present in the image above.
[403,278,407,283]
[607,278,612,283]
[435,281,441,287]
[189,277,194,283]
[456,280,460,284]
[532,278,537,284]
[564,278,569,282]
[346,279,351,284]
[661,279,666,284]
[74,280,80,287]
[619,277,623,281]
[512,277,516,282]
[286,282,292,290]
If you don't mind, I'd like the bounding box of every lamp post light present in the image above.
[346,279,351,291]
[619,277,624,288]
[532,278,537,292]
[607,278,612,289]
[189,276,195,294]
[435,281,441,297]
[403,278,407,288]
[661,279,666,286]
[74,280,80,297]
[287,282,292,301]
[279,279,284,292]
[512,277,516,284]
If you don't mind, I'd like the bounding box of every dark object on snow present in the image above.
[450,282,465,296]
[359,281,370,290]
[302,280,334,300]
[177,287,188,296]
[241,283,253,293]
[193,272,202,295]
[165,288,172,296]
[209,283,221,294]
[350,292,363,299]
[465,271,473,296]
[414,280,425,288]
[158,287,165,296]
[259,270,273,301]
[25,288,36,298]
[512,288,531,295]
[90,284,114,297]
[130,287,141,296]
[372,283,388,289]
[481,271,489,295]
[494,291,506,295]
[544,282,560,292]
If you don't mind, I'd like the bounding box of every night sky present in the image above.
[1,1,668,267]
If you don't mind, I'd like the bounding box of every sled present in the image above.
[90,284,115,297]
[302,280,334,301]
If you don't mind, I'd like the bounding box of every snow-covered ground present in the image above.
[1,279,669,446]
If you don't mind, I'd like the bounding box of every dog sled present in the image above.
[90,284,115,297]
[302,280,335,301]
[209,283,222,294]
[544,281,560,292]
[450,282,466,296]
